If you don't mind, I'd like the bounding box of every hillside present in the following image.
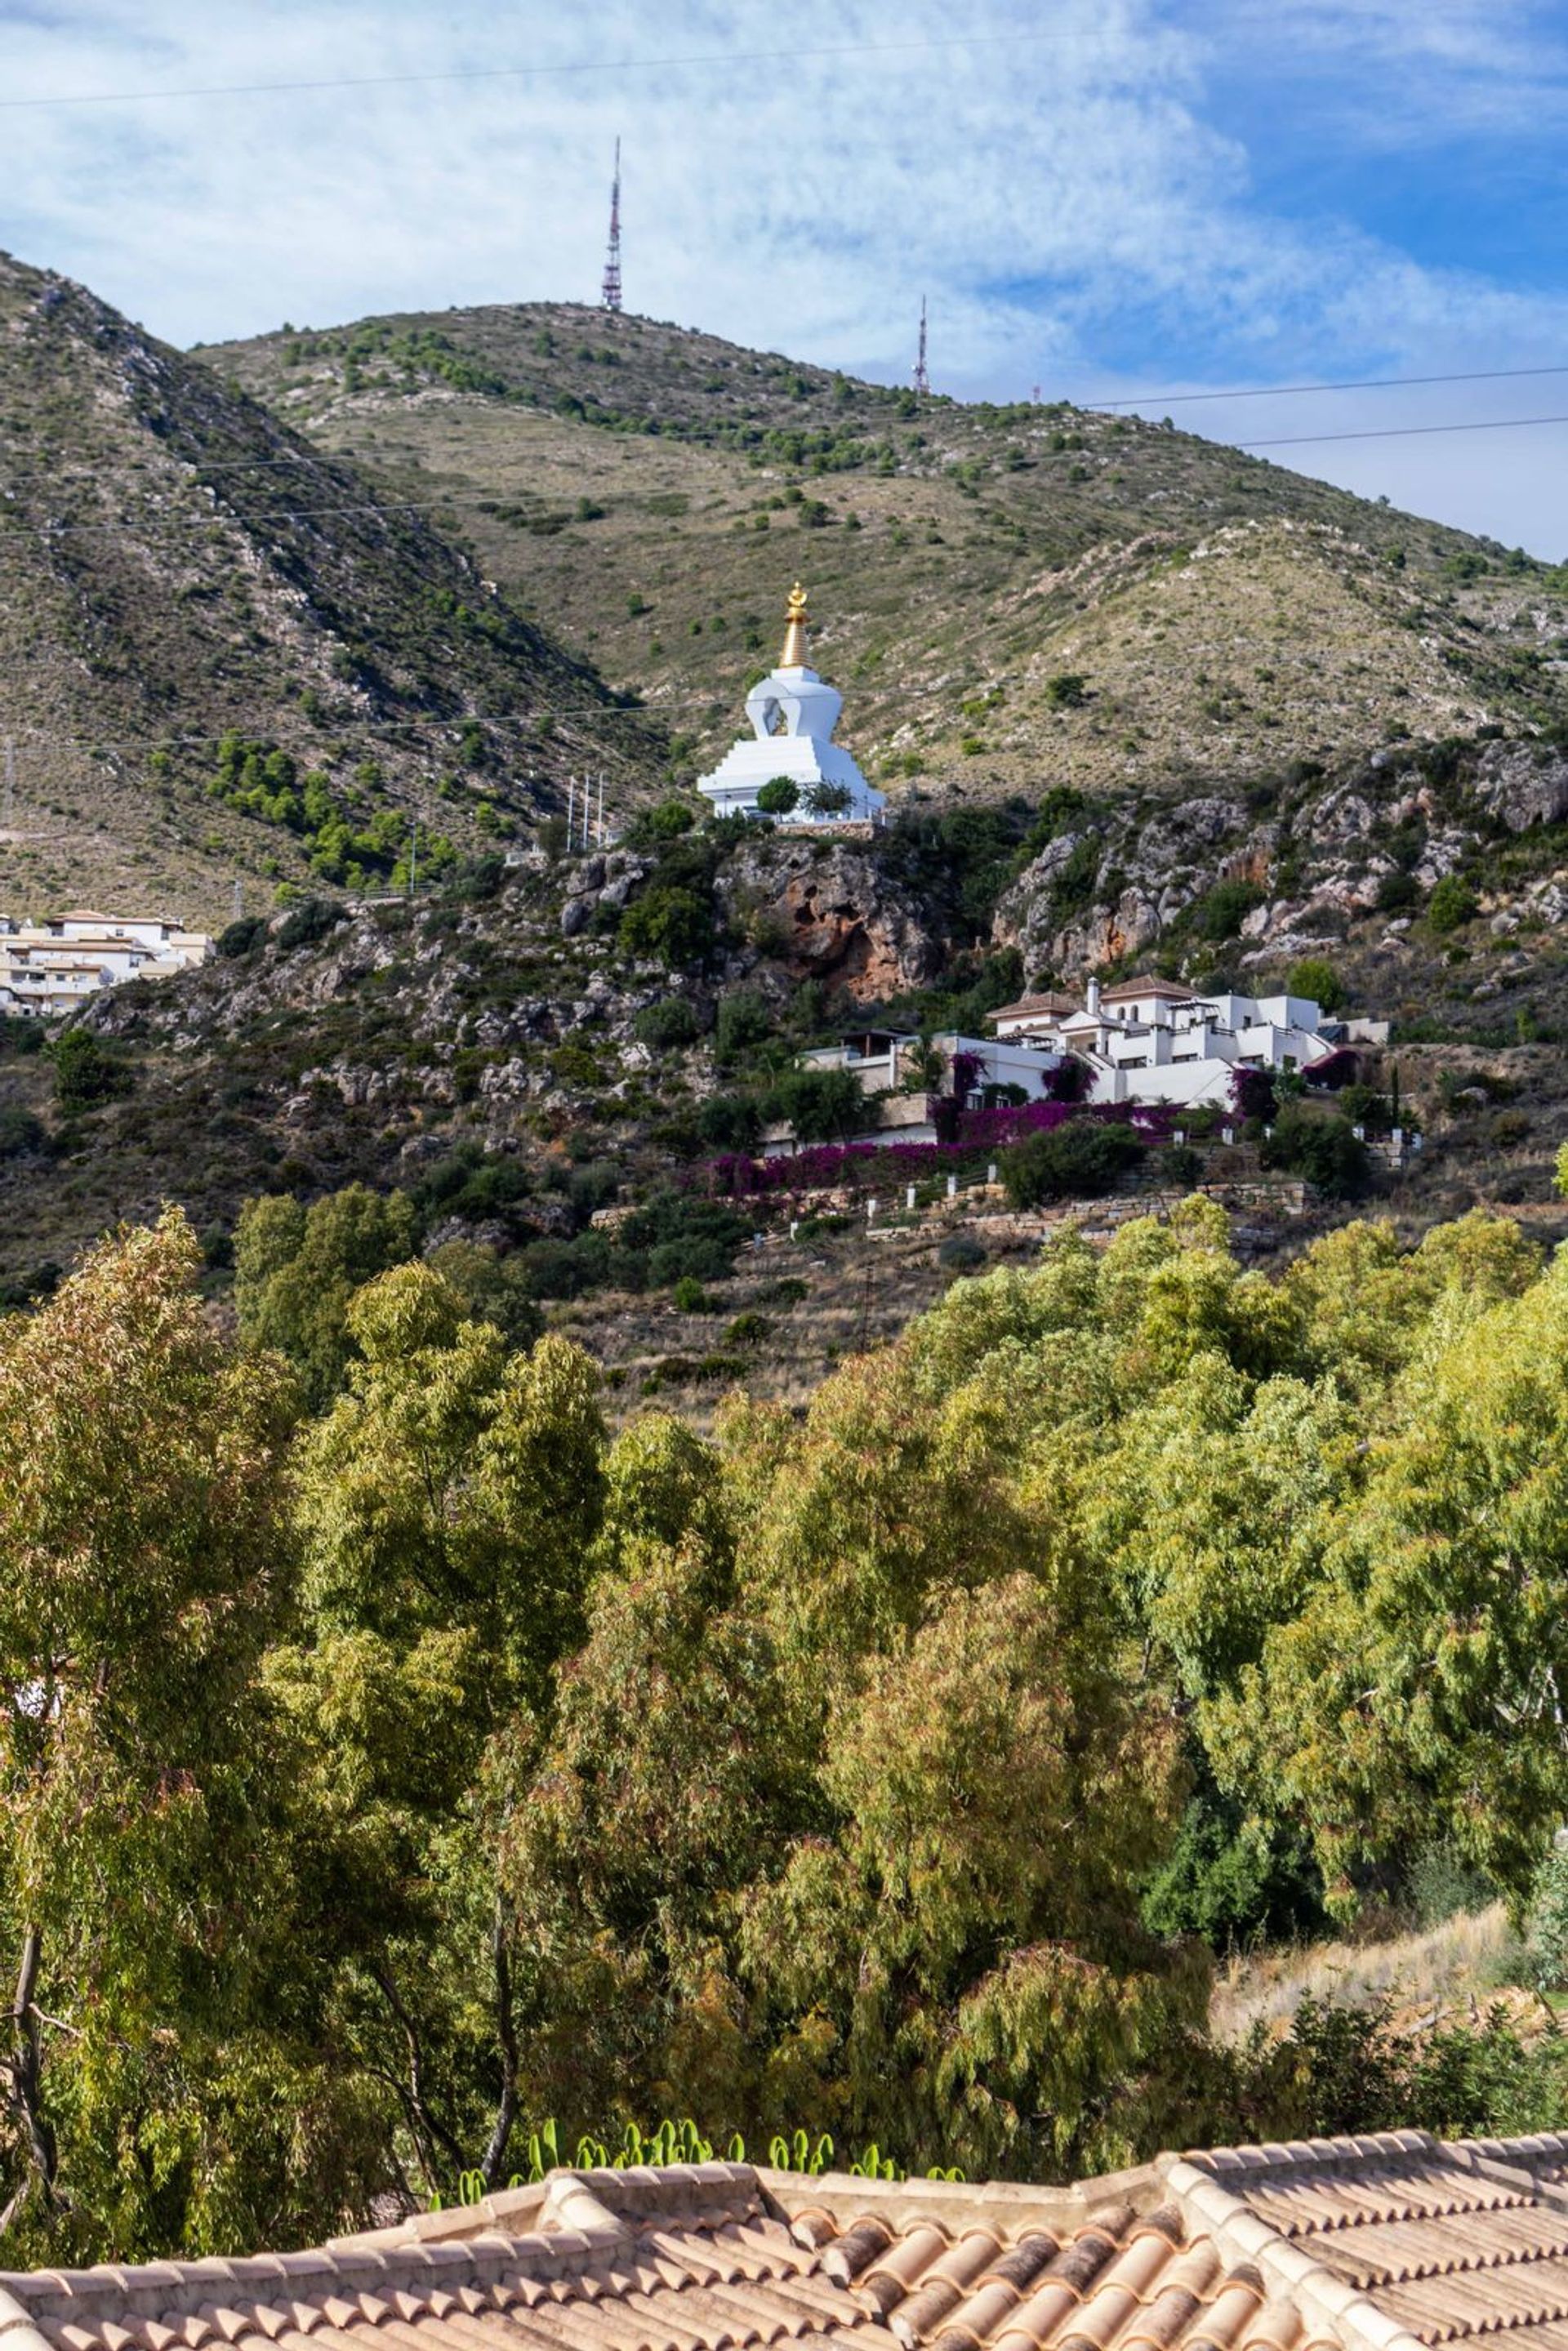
[0,257,662,924]
[0,813,1561,1405]
[209,300,1568,802]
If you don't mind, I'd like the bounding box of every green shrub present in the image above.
[633,999,702,1049]
[1049,836,1102,918]
[216,915,269,960]
[650,1236,741,1287]
[619,886,714,968]
[1406,1841,1498,1931]
[518,1232,617,1298]
[621,1191,750,1287]
[1045,672,1088,709]
[1526,1847,1568,1990]
[46,1029,134,1115]
[642,799,697,840]
[1285,956,1346,1013]
[0,1015,44,1058]
[1001,1119,1146,1207]
[1375,870,1421,914]
[416,1147,533,1226]
[277,896,345,952]
[724,1311,773,1347]
[1196,878,1265,941]
[938,1232,987,1273]
[672,1276,714,1312]
[755,1275,810,1307]
[447,853,507,903]
[1428,874,1479,933]
[0,1109,49,1160]
[550,1040,606,1090]
[697,1093,763,1150]
[767,1066,866,1142]
[1160,1144,1205,1187]
[715,988,775,1064]
[756,777,800,816]
[1260,1102,1369,1196]
[1141,1785,1325,1950]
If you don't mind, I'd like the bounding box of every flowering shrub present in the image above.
[704,1099,1177,1198]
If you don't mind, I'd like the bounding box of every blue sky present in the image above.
[4,0,1568,552]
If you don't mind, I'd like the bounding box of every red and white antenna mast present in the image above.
[601,137,623,313]
[913,295,929,397]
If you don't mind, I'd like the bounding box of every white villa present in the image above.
[697,583,885,825]
[773,975,1365,1151]
[987,975,1345,1106]
[0,910,212,1019]
[772,1026,1072,1154]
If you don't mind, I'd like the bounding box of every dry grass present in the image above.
[1210,1904,1534,2045]
[209,297,1552,815]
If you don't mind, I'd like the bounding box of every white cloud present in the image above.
[3,0,1567,548]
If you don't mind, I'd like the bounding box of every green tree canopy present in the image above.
[1285,955,1347,1013]
[234,1182,418,1408]
[0,1212,389,2261]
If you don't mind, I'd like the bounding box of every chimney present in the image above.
[1086,976,1101,1016]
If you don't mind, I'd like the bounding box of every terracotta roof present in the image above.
[12,2134,1568,2351]
[988,995,1077,1022]
[1098,979,1196,1005]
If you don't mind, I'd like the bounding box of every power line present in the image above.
[1093,361,1568,410]
[0,29,1136,112]
[7,405,1568,543]
[0,450,363,483]
[2,626,1554,761]
[1237,411,1568,451]
[10,359,1568,496]
[0,490,556,541]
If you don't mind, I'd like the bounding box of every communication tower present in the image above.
[913,296,929,397]
[601,139,623,313]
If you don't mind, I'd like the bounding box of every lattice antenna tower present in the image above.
[601,138,623,313]
[913,296,929,397]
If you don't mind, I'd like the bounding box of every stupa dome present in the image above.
[697,585,885,825]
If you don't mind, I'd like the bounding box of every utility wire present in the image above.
[0,29,1137,111]
[8,363,1568,496]
[1094,362,1568,409]
[1240,411,1568,450]
[7,405,1568,542]
[12,352,1568,488]
[3,626,1557,759]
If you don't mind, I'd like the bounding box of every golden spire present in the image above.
[779,581,809,668]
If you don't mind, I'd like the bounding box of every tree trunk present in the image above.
[4,1925,58,2224]
[478,1902,519,2193]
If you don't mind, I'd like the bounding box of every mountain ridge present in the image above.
[207,296,1568,812]
[0,256,662,924]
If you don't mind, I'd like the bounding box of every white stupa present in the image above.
[697,584,885,824]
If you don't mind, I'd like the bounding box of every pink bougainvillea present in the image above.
[702,1098,1178,1199]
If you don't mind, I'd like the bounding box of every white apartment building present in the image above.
[0,911,212,1019]
[988,976,1343,1106]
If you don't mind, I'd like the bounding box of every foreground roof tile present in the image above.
[26,2137,1568,2351]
